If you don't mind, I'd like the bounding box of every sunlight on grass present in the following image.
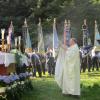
[21,71,100,100]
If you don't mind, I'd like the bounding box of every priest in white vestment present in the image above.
[55,38,80,96]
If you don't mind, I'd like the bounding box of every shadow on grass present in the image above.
[21,74,100,100]
[88,72,100,77]
[42,75,54,78]
[81,83,100,100]
[21,78,80,100]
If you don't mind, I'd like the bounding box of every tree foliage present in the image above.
[0,0,100,45]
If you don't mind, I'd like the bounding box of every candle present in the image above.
[15,37,17,47]
[7,35,10,44]
[1,29,5,39]
[18,36,21,45]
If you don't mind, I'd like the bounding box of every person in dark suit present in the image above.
[38,54,46,75]
[31,52,42,77]
[92,51,99,71]
[46,48,55,75]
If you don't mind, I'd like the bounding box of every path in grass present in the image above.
[21,71,100,100]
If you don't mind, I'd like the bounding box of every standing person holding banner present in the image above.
[55,38,80,97]
[55,20,80,97]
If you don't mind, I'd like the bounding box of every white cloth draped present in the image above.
[4,53,15,67]
[0,51,29,67]
[55,44,80,96]
[0,52,15,67]
[55,47,65,88]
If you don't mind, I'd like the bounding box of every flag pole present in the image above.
[82,19,87,47]
[38,18,41,53]
[53,18,56,58]
[68,20,72,37]
[9,21,12,51]
[64,19,67,47]
[94,20,97,46]
[1,29,5,52]
[39,18,41,25]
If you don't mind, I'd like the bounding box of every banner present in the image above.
[94,20,100,46]
[38,19,45,54]
[63,20,71,47]
[53,18,59,57]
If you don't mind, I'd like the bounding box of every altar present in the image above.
[0,52,16,75]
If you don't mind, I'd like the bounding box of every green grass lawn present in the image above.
[21,71,100,100]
